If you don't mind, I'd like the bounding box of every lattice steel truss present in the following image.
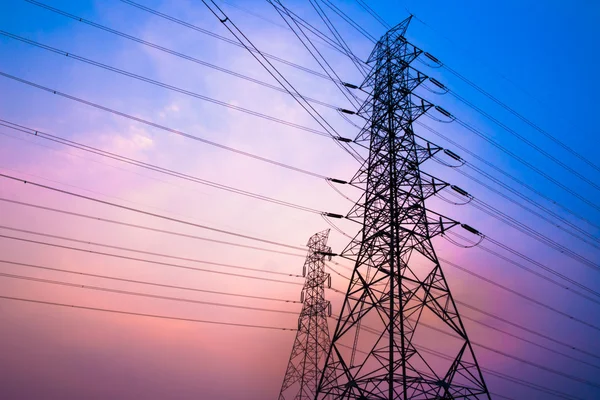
[316,17,490,400]
[279,229,334,400]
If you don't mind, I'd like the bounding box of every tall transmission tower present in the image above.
[279,229,334,400]
[316,17,491,399]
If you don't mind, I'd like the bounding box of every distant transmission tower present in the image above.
[316,17,491,399]
[279,229,334,400]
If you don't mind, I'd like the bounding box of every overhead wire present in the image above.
[24,0,341,110]
[0,272,300,315]
[0,295,297,331]
[0,119,332,216]
[0,233,303,285]
[0,72,331,180]
[0,224,304,279]
[0,30,335,139]
[199,0,366,163]
[416,120,600,232]
[0,259,300,303]
[0,172,308,252]
[0,198,306,259]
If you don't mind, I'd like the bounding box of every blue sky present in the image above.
[1,0,600,399]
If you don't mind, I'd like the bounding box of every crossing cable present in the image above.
[468,194,600,268]
[353,0,390,29]
[413,346,581,400]
[451,113,600,213]
[0,198,307,259]
[443,65,600,174]
[0,259,301,303]
[0,172,310,252]
[0,30,336,140]
[0,224,304,279]
[0,295,297,331]
[335,319,582,400]
[329,263,600,364]
[23,0,341,111]
[319,0,378,43]
[0,273,300,315]
[0,120,333,216]
[454,166,600,248]
[0,72,334,180]
[447,230,600,306]
[198,1,367,163]
[0,233,304,285]
[416,120,600,232]
[441,177,600,269]
[306,0,370,76]
[195,0,364,163]
[118,0,340,83]
[326,232,600,357]
[331,295,600,390]
[267,0,364,110]
[448,90,600,192]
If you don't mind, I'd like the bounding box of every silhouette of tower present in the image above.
[316,17,490,399]
[279,229,334,400]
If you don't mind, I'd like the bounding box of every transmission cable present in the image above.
[416,120,600,232]
[0,30,337,140]
[118,0,339,83]
[199,0,365,163]
[0,295,297,331]
[0,233,303,285]
[449,90,600,192]
[0,259,300,303]
[0,198,306,259]
[443,64,600,174]
[0,172,309,252]
[0,224,304,279]
[24,0,341,111]
[0,71,333,180]
[0,119,333,216]
[0,272,299,315]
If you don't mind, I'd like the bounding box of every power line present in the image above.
[0,272,299,315]
[0,72,331,180]
[0,197,306,258]
[0,295,297,331]
[24,0,341,110]
[0,30,336,139]
[0,233,303,285]
[118,0,344,83]
[0,119,329,215]
[453,116,600,213]
[0,259,300,303]
[416,120,600,233]
[199,0,365,163]
[0,171,310,251]
[448,89,600,192]
[0,224,304,278]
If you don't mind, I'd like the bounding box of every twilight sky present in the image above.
[1,0,600,399]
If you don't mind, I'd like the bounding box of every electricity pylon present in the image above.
[279,229,334,400]
[316,17,490,399]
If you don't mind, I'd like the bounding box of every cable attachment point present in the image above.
[343,82,359,89]
[324,212,345,219]
[328,178,348,185]
[338,108,356,115]
[444,149,461,161]
[316,251,338,260]
[451,185,471,198]
[429,77,446,90]
[435,106,454,119]
[336,136,353,143]
[461,224,481,236]
[424,52,440,64]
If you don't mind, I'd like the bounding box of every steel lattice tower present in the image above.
[316,17,490,399]
[279,229,335,400]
